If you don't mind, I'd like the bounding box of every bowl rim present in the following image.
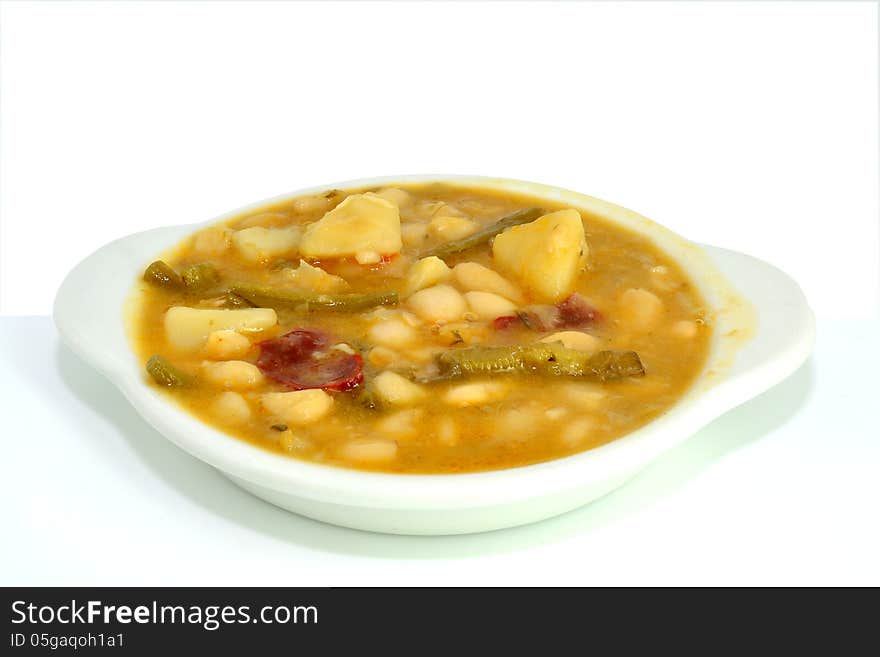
[55,174,807,510]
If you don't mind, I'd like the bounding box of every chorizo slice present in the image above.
[257,329,363,391]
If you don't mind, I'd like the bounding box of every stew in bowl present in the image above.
[130,182,715,474]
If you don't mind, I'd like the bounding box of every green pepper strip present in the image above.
[145,355,191,387]
[180,262,221,292]
[143,260,183,290]
[421,207,546,259]
[436,344,645,382]
[230,284,398,311]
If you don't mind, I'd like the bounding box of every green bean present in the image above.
[436,345,645,382]
[180,262,221,292]
[219,292,254,309]
[421,207,546,259]
[145,355,190,387]
[143,260,183,290]
[230,283,398,311]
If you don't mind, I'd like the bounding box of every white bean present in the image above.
[619,288,664,332]
[452,262,524,303]
[434,416,459,446]
[367,346,399,368]
[375,409,422,440]
[428,215,478,241]
[400,346,439,364]
[369,318,419,348]
[211,391,252,424]
[539,331,600,352]
[261,389,334,425]
[560,417,598,448]
[560,383,606,410]
[337,440,398,463]
[203,329,251,359]
[494,408,542,441]
[372,371,427,406]
[402,256,451,297]
[443,382,507,407]
[201,360,264,390]
[406,284,467,323]
[373,187,411,208]
[463,291,518,321]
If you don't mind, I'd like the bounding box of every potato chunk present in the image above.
[402,256,451,297]
[281,259,349,294]
[299,193,402,259]
[492,209,587,303]
[192,226,230,257]
[463,291,517,321]
[452,262,523,303]
[372,371,427,406]
[406,284,466,323]
[164,307,277,351]
[261,389,333,425]
[231,226,301,263]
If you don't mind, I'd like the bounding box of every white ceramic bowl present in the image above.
[54,176,815,535]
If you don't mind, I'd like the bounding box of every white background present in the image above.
[1,1,878,586]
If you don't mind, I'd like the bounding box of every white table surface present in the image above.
[1,316,877,586]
